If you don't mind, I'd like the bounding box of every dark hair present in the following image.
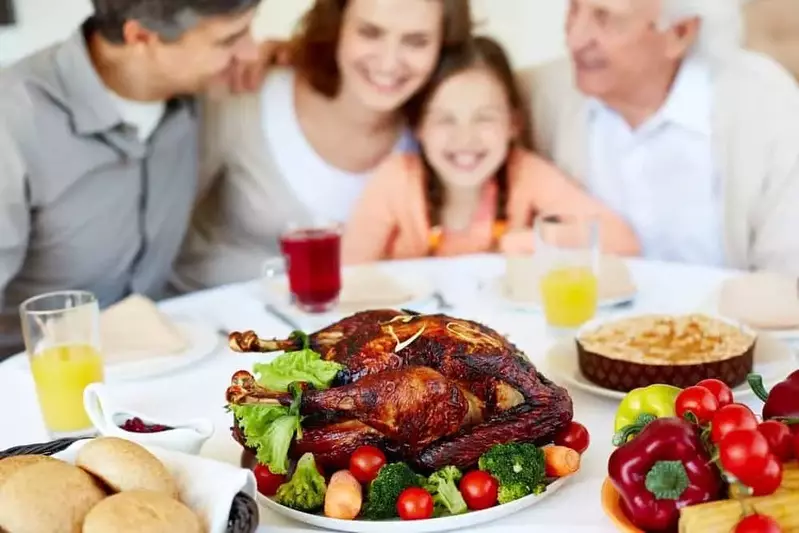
[90,0,260,43]
[405,35,532,228]
[290,0,473,98]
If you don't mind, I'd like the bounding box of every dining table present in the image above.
[0,253,792,533]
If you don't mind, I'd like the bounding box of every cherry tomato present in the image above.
[758,420,794,462]
[696,378,734,408]
[734,514,782,533]
[253,463,286,497]
[719,429,771,486]
[459,470,499,510]
[349,446,387,484]
[553,421,590,454]
[749,454,783,497]
[676,386,720,424]
[711,404,758,444]
[397,487,434,520]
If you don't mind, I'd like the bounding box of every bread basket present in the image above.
[0,438,259,533]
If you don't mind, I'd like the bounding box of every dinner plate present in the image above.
[542,332,796,401]
[102,318,221,381]
[262,266,437,323]
[699,288,799,342]
[480,276,636,313]
[257,476,571,533]
[9,318,221,382]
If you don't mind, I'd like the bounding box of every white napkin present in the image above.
[100,294,191,363]
[54,439,256,533]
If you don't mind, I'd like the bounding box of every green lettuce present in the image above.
[252,347,343,392]
[230,342,342,474]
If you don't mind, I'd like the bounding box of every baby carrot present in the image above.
[544,446,581,477]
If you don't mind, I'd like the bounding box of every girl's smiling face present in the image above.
[417,66,517,189]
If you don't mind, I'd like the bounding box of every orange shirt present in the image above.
[341,148,641,265]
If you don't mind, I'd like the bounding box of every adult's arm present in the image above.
[195,95,229,202]
[749,67,799,275]
[503,152,641,257]
[0,80,32,309]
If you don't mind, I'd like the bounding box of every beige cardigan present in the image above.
[172,88,317,292]
[517,51,799,275]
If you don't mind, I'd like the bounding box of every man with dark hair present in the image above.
[0,0,262,358]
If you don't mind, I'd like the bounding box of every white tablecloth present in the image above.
[0,254,790,532]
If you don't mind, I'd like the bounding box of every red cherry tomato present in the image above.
[749,454,784,497]
[553,421,591,454]
[696,378,734,408]
[397,487,434,520]
[719,429,771,486]
[459,470,499,510]
[711,404,758,444]
[758,420,794,462]
[734,514,782,533]
[676,386,720,424]
[253,463,286,497]
[349,446,387,484]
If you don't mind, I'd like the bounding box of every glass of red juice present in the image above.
[272,224,342,313]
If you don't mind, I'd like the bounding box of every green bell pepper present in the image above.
[612,384,682,446]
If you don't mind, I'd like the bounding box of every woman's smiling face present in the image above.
[418,66,516,189]
[336,0,445,112]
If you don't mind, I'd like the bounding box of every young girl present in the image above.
[341,36,641,263]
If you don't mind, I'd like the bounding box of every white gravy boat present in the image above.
[83,382,214,455]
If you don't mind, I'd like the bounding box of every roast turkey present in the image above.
[226,309,573,471]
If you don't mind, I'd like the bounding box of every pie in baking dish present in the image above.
[577,313,756,366]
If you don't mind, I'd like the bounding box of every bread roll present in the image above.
[0,460,105,533]
[76,437,177,497]
[82,490,204,533]
[0,455,58,486]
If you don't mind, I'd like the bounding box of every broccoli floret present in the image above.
[425,466,467,516]
[361,463,425,520]
[478,443,546,504]
[274,453,327,512]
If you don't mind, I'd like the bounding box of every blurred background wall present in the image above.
[0,0,568,68]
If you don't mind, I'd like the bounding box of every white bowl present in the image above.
[83,383,214,455]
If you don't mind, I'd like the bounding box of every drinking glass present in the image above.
[20,290,104,439]
[263,221,343,313]
[536,214,600,331]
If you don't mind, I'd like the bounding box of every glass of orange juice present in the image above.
[20,290,104,439]
[536,214,599,332]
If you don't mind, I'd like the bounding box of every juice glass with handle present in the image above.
[536,214,600,332]
[20,290,104,438]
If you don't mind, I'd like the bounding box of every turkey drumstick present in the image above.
[227,367,484,449]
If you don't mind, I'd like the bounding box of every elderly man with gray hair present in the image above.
[520,0,799,275]
[0,0,262,358]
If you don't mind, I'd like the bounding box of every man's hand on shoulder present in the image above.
[228,39,292,94]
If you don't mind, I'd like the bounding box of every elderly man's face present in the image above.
[565,0,674,101]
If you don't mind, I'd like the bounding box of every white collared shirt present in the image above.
[585,57,726,267]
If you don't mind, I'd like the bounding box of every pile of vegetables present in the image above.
[229,338,588,521]
[607,375,799,533]
[254,439,584,521]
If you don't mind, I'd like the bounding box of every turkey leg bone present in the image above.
[228,309,409,355]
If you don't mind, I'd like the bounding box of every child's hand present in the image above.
[499,230,536,254]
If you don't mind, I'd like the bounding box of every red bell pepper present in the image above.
[749,370,799,426]
[608,417,723,532]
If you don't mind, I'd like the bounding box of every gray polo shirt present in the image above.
[0,25,198,358]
